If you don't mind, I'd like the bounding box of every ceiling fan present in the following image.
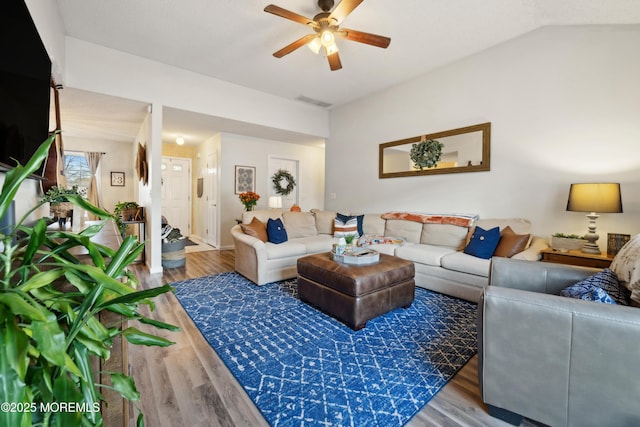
[264,0,391,71]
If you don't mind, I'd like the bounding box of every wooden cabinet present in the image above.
[540,248,613,269]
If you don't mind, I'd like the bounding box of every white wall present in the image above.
[218,134,325,248]
[327,25,640,250]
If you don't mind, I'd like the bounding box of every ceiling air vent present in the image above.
[296,95,332,109]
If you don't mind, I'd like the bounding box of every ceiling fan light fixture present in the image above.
[320,29,335,47]
[307,36,322,54]
[324,42,339,56]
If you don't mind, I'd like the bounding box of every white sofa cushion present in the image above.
[362,213,386,235]
[310,209,336,235]
[395,243,457,267]
[440,252,491,277]
[282,211,318,238]
[421,223,470,249]
[384,220,423,243]
[295,235,335,254]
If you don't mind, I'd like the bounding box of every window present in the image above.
[64,152,92,196]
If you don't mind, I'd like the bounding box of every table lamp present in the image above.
[566,183,623,254]
[268,196,282,209]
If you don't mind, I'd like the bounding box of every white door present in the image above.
[161,157,192,237]
[268,157,299,209]
[204,151,218,247]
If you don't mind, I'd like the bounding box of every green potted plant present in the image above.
[0,134,178,426]
[114,201,139,221]
[114,201,140,236]
[551,233,587,252]
[42,185,86,227]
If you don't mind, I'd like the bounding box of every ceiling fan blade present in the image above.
[338,28,391,48]
[264,4,316,27]
[329,0,364,23]
[327,51,342,71]
[273,34,318,58]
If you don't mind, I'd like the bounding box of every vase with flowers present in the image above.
[239,191,260,211]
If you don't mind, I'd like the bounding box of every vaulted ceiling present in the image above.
[53,0,640,145]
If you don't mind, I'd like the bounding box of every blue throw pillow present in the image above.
[561,268,629,305]
[267,218,288,244]
[463,226,500,259]
[561,283,617,304]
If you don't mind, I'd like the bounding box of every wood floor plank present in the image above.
[125,249,542,427]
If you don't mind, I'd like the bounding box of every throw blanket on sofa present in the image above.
[381,212,478,228]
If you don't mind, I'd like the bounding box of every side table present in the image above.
[540,248,613,269]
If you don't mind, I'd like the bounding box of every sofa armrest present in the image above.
[230,224,268,285]
[479,284,640,427]
[489,257,600,295]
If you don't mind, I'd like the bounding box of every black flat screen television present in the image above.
[0,0,52,177]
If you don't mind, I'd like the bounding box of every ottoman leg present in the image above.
[352,322,366,331]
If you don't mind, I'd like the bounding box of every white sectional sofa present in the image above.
[230,209,549,302]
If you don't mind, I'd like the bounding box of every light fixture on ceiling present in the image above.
[307,29,338,56]
[176,136,185,146]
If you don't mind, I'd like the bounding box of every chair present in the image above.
[478,257,640,427]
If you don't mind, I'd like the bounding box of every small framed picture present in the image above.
[235,165,255,194]
[607,233,631,257]
[111,171,125,187]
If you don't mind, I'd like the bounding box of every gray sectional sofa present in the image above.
[230,209,549,302]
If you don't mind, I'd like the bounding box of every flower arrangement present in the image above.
[239,191,260,211]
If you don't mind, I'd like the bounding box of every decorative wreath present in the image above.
[271,169,296,196]
[410,139,444,170]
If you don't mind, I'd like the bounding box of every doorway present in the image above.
[268,157,299,209]
[161,156,192,237]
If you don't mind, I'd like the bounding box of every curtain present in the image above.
[85,152,103,220]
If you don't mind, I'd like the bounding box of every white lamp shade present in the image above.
[268,196,282,209]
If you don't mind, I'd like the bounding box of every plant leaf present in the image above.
[122,327,175,347]
[137,316,181,332]
[0,319,29,427]
[21,217,48,266]
[109,372,141,401]
[72,342,103,426]
[18,268,66,293]
[0,134,54,222]
[52,374,83,426]
[0,293,51,322]
[3,315,30,380]
[32,320,67,367]
[97,284,174,309]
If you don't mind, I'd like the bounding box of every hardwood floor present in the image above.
[127,250,541,427]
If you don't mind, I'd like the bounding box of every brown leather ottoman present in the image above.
[297,252,415,330]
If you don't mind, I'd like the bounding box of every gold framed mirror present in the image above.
[379,122,491,178]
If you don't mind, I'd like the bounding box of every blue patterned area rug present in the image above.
[173,272,477,427]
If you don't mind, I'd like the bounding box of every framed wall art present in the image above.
[235,165,256,194]
[110,171,125,187]
[607,233,631,257]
